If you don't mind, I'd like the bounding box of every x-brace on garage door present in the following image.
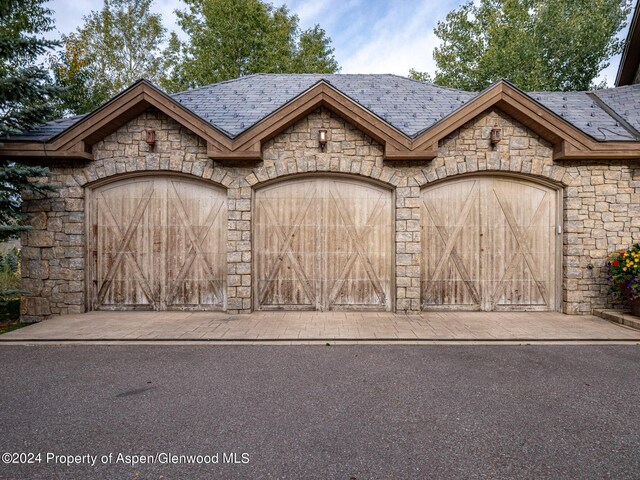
[255,177,394,311]
[88,175,227,311]
[421,176,559,311]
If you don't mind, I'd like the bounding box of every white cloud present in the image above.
[336,0,456,76]
[47,0,184,36]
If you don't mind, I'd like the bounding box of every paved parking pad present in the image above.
[1,311,639,343]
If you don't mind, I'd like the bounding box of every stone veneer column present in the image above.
[394,181,422,313]
[226,180,252,313]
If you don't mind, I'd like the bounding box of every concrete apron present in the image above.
[1,311,640,345]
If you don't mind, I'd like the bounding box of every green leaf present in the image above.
[414,0,631,91]
[161,0,339,92]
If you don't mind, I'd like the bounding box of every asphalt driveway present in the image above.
[0,345,638,479]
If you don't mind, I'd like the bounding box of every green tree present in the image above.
[293,25,339,74]
[0,0,58,241]
[161,0,339,92]
[408,69,433,84]
[51,0,166,115]
[411,0,631,91]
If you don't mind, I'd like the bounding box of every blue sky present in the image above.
[46,0,631,87]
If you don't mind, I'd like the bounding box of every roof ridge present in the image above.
[590,83,640,94]
[390,73,478,94]
[172,74,265,96]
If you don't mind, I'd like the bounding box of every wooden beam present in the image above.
[208,141,261,161]
[0,144,93,160]
[385,146,437,161]
[229,82,412,152]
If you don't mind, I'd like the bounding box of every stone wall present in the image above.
[19,106,640,320]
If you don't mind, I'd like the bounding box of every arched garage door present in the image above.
[421,176,559,311]
[255,177,393,311]
[88,176,227,310]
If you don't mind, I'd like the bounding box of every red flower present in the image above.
[613,261,619,267]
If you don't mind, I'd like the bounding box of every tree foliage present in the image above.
[0,161,57,241]
[0,0,58,241]
[408,69,433,84]
[161,0,339,92]
[0,0,60,136]
[410,0,631,91]
[51,0,166,115]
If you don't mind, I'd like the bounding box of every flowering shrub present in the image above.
[608,244,640,301]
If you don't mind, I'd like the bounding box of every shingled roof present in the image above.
[6,74,640,142]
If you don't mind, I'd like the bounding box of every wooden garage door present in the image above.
[422,176,558,311]
[255,177,393,311]
[89,176,227,310]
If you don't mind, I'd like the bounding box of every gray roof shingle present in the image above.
[172,74,476,138]
[5,74,640,143]
[5,114,87,142]
[591,84,640,137]
[533,90,637,141]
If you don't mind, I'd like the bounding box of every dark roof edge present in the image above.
[385,73,478,94]
[171,74,264,97]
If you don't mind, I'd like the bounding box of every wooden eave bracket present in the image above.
[207,141,261,161]
[0,141,93,161]
[553,140,640,160]
[385,145,437,161]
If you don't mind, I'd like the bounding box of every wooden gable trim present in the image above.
[208,81,438,161]
[409,81,592,151]
[2,79,639,164]
[409,80,640,161]
[0,80,235,162]
[49,81,234,152]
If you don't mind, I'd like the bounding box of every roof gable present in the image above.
[172,74,475,139]
[408,80,640,160]
[2,75,640,162]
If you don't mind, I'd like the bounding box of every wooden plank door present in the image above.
[90,176,227,311]
[254,179,321,309]
[255,177,393,311]
[485,178,557,311]
[422,176,558,311]
[422,179,482,310]
[324,179,393,310]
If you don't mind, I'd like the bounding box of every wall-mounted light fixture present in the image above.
[145,127,156,151]
[318,129,328,151]
[490,125,502,145]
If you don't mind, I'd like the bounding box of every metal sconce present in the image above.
[490,125,502,145]
[318,129,328,151]
[145,127,156,151]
